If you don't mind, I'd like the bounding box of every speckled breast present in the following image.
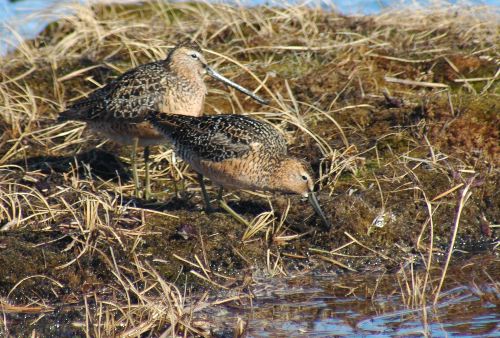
[160,77,207,117]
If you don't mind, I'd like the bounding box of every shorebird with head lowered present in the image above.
[148,112,330,229]
[58,40,267,199]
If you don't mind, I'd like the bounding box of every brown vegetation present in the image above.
[0,1,498,336]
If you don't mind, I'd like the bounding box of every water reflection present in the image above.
[212,258,499,337]
[1,256,498,336]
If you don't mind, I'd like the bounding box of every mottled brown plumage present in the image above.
[59,40,267,198]
[59,40,266,145]
[149,112,330,228]
[60,41,201,145]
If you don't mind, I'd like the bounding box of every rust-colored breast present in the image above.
[187,148,271,191]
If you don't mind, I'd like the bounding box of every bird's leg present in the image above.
[216,187,224,202]
[166,152,179,198]
[131,137,140,197]
[197,173,213,212]
[144,146,151,200]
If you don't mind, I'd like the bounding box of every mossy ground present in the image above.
[0,1,498,336]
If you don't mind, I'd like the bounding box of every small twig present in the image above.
[344,232,394,261]
[314,255,357,272]
[385,76,448,88]
[190,270,229,290]
[125,206,179,219]
[433,177,475,305]
[219,200,251,227]
[431,183,464,201]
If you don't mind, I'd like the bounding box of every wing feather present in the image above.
[59,61,167,122]
[150,114,287,162]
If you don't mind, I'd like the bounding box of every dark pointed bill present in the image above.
[206,66,268,105]
[308,192,330,230]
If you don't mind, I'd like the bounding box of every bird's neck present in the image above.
[170,61,204,85]
[262,157,289,193]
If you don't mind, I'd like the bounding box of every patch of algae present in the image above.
[0,231,109,301]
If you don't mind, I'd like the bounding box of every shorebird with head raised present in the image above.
[58,40,267,199]
[149,112,330,229]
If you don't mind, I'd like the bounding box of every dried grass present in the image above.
[0,0,498,335]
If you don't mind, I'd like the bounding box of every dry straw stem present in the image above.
[433,177,475,305]
[0,299,54,314]
[241,209,274,242]
[173,253,235,290]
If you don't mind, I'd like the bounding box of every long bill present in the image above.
[308,192,331,230]
[206,66,268,105]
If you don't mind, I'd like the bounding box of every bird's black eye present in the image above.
[301,175,308,181]
[190,53,198,59]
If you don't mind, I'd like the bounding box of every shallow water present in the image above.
[235,283,499,336]
[209,258,499,337]
[2,255,499,336]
